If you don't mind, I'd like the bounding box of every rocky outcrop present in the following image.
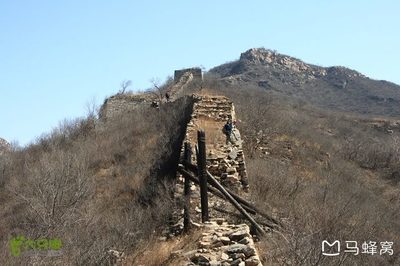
[361,118,400,134]
[239,48,327,77]
[212,48,366,89]
[240,48,365,79]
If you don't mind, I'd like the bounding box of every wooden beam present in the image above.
[206,171,266,236]
[177,165,257,215]
[183,162,282,228]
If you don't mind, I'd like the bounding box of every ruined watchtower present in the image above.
[174,68,202,83]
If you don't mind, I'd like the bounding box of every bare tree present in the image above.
[119,80,132,94]
[85,96,99,119]
[149,78,164,102]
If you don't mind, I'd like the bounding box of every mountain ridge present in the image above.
[209,48,400,117]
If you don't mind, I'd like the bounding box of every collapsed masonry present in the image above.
[171,220,262,266]
[183,95,249,190]
[169,95,263,266]
[98,93,156,121]
[175,68,203,83]
[99,68,200,121]
[168,69,197,101]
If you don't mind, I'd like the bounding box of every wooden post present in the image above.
[177,165,281,230]
[178,166,260,216]
[183,142,192,232]
[197,130,209,222]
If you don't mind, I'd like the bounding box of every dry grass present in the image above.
[127,229,202,266]
[2,74,399,265]
[202,78,400,265]
[0,96,193,265]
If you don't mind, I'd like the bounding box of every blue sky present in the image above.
[1,0,399,146]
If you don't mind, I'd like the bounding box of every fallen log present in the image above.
[184,162,256,208]
[205,171,266,236]
[184,162,282,227]
[177,165,257,215]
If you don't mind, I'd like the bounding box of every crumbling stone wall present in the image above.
[182,94,248,190]
[99,68,199,121]
[98,93,156,121]
[174,68,202,83]
[169,94,262,265]
[168,72,194,100]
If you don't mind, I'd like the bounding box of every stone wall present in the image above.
[181,94,248,190]
[99,93,156,121]
[168,72,194,100]
[99,68,199,121]
[174,68,202,83]
[169,94,262,265]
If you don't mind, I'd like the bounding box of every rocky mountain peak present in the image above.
[239,48,323,75]
[239,48,276,64]
[233,48,366,81]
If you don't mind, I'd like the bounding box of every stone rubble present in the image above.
[182,220,262,266]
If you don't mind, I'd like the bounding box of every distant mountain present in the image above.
[210,48,400,117]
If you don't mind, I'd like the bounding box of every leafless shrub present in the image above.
[0,95,193,265]
[204,82,400,265]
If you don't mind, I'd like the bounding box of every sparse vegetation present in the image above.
[204,77,400,265]
[2,49,400,265]
[0,96,193,265]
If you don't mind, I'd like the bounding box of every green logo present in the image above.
[10,236,62,257]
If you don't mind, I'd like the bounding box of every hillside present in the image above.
[210,48,400,117]
[1,49,399,266]
[210,84,400,265]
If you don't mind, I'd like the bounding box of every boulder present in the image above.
[225,244,256,258]
[191,253,210,264]
[229,230,250,242]
[245,256,261,266]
